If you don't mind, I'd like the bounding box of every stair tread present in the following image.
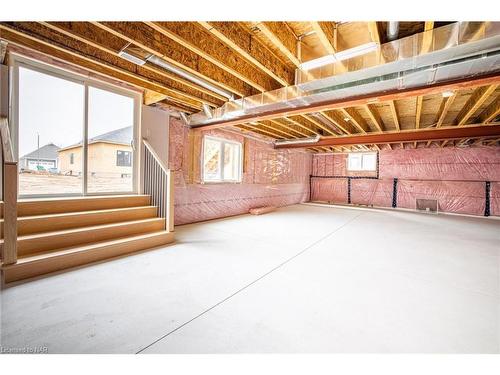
[8,230,172,264]
[18,194,150,203]
[16,217,165,240]
[16,205,157,221]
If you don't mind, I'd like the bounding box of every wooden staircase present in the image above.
[1,195,174,283]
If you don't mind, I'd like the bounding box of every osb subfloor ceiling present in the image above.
[0,21,499,152]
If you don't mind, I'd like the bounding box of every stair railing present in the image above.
[142,139,174,232]
[1,117,17,265]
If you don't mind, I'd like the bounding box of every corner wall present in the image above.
[168,118,312,225]
[311,146,500,217]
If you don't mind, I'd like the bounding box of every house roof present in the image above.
[58,126,132,151]
[21,143,60,160]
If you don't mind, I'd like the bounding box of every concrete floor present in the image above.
[1,204,499,353]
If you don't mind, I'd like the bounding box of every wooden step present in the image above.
[1,206,158,236]
[16,218,166,256]
[17,195,151,217]
[2,231,175,283]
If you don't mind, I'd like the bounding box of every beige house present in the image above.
[58,126,133,178]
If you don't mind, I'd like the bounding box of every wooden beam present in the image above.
[268,119,311,138]
[198,22,295,87]
[93,21,253,98]
[192,73,500,130]
[415,95,423,129]
[43,22,225,105]
[310,22,336,54]
[388,101,400,131]
[144,21,280,93]
[0,23,205,111]
[367,22,381,44]
[254,22,301,67]
[143,90,167,105]
[436,92,458,127]
[479,97,500,123]
[339,107,369,133]
[284,116,319,135]
[319,111,352,134]
[256,121,298,139]
[300,114,337,136]
[456,85,498,126]
[363,104,384,132]
[274,123,500,149]
[421,21,435,53]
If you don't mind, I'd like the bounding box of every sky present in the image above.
[18,66,134,157]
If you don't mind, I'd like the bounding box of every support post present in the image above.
[2,162,17,264]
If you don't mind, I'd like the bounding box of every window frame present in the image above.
[116,150,132,167]
[201,136,243,184]
[9,53,141,198]
[70,153,75,165]
[346,152,377,172]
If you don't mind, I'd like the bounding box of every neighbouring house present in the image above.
[19,142,60,171]
[58,126,133,177]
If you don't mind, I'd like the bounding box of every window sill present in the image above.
[201,180,242,185]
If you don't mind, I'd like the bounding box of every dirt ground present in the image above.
[19,173,133,196]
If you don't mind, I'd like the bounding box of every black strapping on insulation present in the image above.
[484,181,491,217]
[392,178,398,208]
[347,178,352,204]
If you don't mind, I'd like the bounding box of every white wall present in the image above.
[140,105,170,166]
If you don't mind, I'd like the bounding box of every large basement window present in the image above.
[347,152,377,171]
[202,136,242,183]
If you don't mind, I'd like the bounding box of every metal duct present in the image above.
[387,21,400,41]
[147,55,234,100]
[188,22,500,127]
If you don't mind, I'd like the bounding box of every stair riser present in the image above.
[18,195,151,216]
[3,232,174,283]
[11,207,158,236]
[18,219,166,256]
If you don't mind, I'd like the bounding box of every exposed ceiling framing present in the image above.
[1,21,498,153]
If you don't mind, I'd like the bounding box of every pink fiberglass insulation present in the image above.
[379,147,500,181]
[351,179,393,207]
[397,180,485,215]
[169,118,312,225]
[311,146,500,217]
[311,179,348,203]
[491,182,500,216]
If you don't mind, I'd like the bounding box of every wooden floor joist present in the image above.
[274,123,500,149]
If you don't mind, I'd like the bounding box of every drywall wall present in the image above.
[169,118,312,225]
[311,146,500,216]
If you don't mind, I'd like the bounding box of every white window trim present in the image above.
[346,152,377,172]
[201,135,243,184]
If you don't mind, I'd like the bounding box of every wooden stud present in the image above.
[479,97,500,123]
[388,101,400,131]
[456,85,498,126]
[415,96,423,129]
[436,91,457,127]
[363,104,384,132]
[339,108,369,133]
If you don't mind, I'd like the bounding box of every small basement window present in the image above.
[347,152,377,171]
[202,136,242,183]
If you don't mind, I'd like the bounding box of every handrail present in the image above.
[142,139,174,232]
[0,116,18,265]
